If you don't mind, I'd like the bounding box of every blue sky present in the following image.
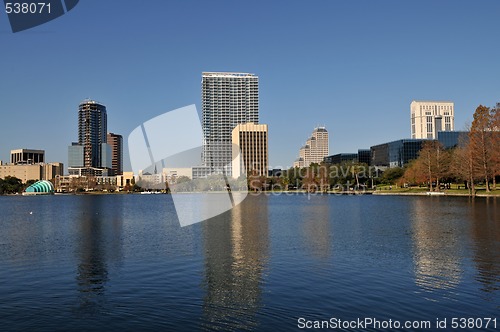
[1,0,499,170]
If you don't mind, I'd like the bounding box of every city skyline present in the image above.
[1,1,499,169]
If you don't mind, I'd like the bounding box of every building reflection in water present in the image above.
[470,197,500,296]
[75,196,123,316]
[410,198,462,293]
[202,193,269,330]
[298,196,332,259]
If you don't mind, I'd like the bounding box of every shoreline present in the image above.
[372,191,499,197]
[2,190,499,198]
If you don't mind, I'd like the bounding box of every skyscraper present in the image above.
[293,127,329,168]
[232,123,268,178]
[68,99,111,176]
[107,133,123,175]
[410,100,454,139]
[202,72,259,176]
[79,99,107,168]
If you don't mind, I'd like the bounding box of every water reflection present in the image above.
[75,196,123,316]
[202,194,269,331]
[411,198,463,293]
[298,196,332,259]
[470,197,500,296]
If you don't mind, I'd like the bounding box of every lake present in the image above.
[0,194,498,331]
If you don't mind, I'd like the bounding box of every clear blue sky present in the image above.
[1,0,499,170]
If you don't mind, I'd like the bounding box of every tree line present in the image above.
[400,105,499,195]
[0,177,36,194]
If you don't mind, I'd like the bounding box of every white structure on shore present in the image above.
[293,126,329,168]
[411,100,454,139]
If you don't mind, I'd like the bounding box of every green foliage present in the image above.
[0,176,24,194]
[381,167,404,184]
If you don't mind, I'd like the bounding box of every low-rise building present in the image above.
[370,139,427,168]
[324,153,358,165]
[0,162,63,183]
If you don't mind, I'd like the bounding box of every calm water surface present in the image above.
[0,194,498,331]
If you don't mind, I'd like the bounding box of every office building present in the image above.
[1,147,63,182]
[42,162,64,181]
[323,149,371,165]
[0,164,42,182]
[0,162,63,183]
[68,99,111,176]
[68,143,84,168]
[437,131,468,149]
[324,153,358,165]
[202,72,259,176]
[411,100,454,139]
[357,149,371,165]
[370,139,427,168]
[107,133,123,175]
[293,126,329,168]
[10,149,44,165]
[116,171,135,190]
[232,123,268,178]
[79,99,108,168]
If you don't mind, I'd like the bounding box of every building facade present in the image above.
[10,149,44,165]
[0,162,63,183]
[68,99,111,176]
[357,149,371,165]
[202,72,259,176]
[232,123,268,178]
[79,99,108,168]
[437,131,468,149]
[324,153,358,165]
[370,139,427,168]
[411,100,454,139]
[107,132,123,175]
[293,127,329,168]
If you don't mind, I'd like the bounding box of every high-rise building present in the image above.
[410,101,454,139]
[232,123,268,178]
[107,133,123,175]
[202,72,259,176]
[79,99,108,168]
[68,99,111,176]
[293,127,329,168]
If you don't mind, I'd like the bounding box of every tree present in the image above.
[301,165,319,192]
[469,105,493,191]
[452,134,476,196]
[0,176,24,194]
[400,159,426,187]
[176,176,191,184]
[381,167,404,185]
[490,106,500,189]
[416,140,449,191]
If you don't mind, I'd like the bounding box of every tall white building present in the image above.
[293,127,329,168]
[411,100,454,139]
[202,72,259,176]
